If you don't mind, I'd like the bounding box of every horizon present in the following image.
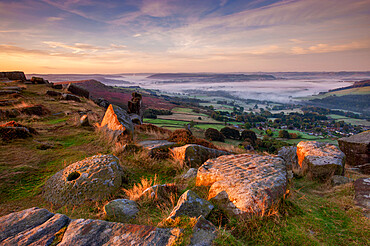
[1,0,370,73]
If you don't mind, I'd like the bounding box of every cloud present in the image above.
[47,16,63,22]
[291,41,370,55]
[133,33,142,38]
[43,41,104,53]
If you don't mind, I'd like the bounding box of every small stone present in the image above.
[104,199,139,223]
[189,216,217,246]
[331,175,353,186]
[79,115,89,126]
[167,190,214,221]
[182,168,198,179]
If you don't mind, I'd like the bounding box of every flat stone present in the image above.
[354,178,370,218]
[58,219,181,246]
[138,140,177,156]
[196,154,287,216]
[104,199,139,223]
[189,216,217,246]
[338,131,370,174]
[168,190,214,220]
[170,144,230,168]
[331,175,353,186]
[43,154,124,206]
[297,141,345,180]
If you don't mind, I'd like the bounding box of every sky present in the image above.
[0,0,369,73]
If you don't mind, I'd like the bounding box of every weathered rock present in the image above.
[20,104,49,116]
[79,114,89,126]
[190,216,217,246]
[354,178,370,218]
[100,104,134,141]
[104,199,139,223]
[127,92,143,121]
[138,140,177,157]
[182,168,198,179]
[46,90,62,97]
[129,113,142,125]
[0,121,37,141]
[0,90,19,95]
[52,83,63,89]
[338,131,370,174]
[331,175,353,186]
[94,97,110,109]
[170,144,230,168]
[59,218,181,246]
[61,93,81,102]
[209,191,241,218]
[140,183,178,200]
[43,154,124,206]
[0,207,54,243]
[0,207,182,245]
[31,76,48,84]
[278,146,297,170]
[297,141,345,180]
[66,83,89,98]
[196,154,287,216]
[1,213,70,246]
[0,71,26,81]
[167,190,214,220]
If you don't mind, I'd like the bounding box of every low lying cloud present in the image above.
[291,41,370,55]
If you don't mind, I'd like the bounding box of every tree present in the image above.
[278,130,290,139]
[220,127,240,140]
[240,130,257,144]
[265,129,273,136]
[205,128,225,142]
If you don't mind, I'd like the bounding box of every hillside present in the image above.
[328,80,370,93]
[0,76,369,245]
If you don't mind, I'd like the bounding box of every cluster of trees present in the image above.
[143,108,172,119]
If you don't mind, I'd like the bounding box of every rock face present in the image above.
[296,141,345,180]
[354,178,370,218]
[0,71,26,81]
[104,199,139,223]
[0,207,181,245]
[127,92,143,121]
[0,207,69,245]
[100,104,134,141]
[278,146,297,170]
[331,175,353,186]
[170,144,230,168]
[138,140,177,157]
[168,190,214,220]
[43,154,124,206]
[190,216,217,246]
[61,93,81,102]
[196,154,287,216]
[338,131,370,174]
[66,83,89,99]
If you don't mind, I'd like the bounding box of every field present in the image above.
[328,114,370,127]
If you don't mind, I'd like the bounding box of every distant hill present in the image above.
[55,79,176,110]
[328,80,370,93]
[147,73,276,81]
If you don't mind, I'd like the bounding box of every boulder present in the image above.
[20,104,49,116]
[354,178,370,218]
[52,84,63,89]
[104,199,139,223]
[0,121,37,141]
[140,183,178,200]
[0,71,26,81]
[170,144,230,168]
[94,97,110,109]
[182,168,198,179]
[100,104,134,141]
[43,154,124,206]
[31,76,48,84]
[66,83,89,98]
[79,114,89,126]
[46,90,62,97]
[278,146,297,170]
[58,218,181,246]
[129,113,142,125]
[127,92,143,121]
[196,154,287,216]
[167,190,214,221]
[138,140,177,157]
[61,93,81,102]
[0,207,182,245]
[338,131,370,174]
[189,216,217,246]
[296,141,345,180]
[331,175,353,186]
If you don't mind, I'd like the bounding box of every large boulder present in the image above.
[338,131,370,174]
[43,154,124,206]
[0,121,37,141]
[189,216,217,246]
[278,146,297,170]
[100,104,134,141]
[0,207,69,245]
[138,140,177,157]
[167,190,214,221]
[0,207,182,245]
[0,71,26,81]
[296,141,345,180]
[170,144,230,168]
[354,178,370,218]
[196,154,287,216]
[66,83,89,98]
[104,199,139,223]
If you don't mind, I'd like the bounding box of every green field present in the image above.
[328,114,370,127]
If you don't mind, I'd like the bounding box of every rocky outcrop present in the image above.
[100,104,134,141]
[138,140,177,157]
[189,216,217,246]
[66,83,89,99]
[278,146,297,170]
[0,121,37,141]
[104,199,139,223]
[61,93,81,102]
[0,207,69,245]
[128,92,143,121]
[0,207,181,245]
[167,190,214,221]
[31,76,48,84]
[354,178,370,218]
[338,131,370,174]
[196,154,287,216]
[43,154,124,206]
[0,71,26,81]
[170,144,230,168]
[296,141,345,180]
